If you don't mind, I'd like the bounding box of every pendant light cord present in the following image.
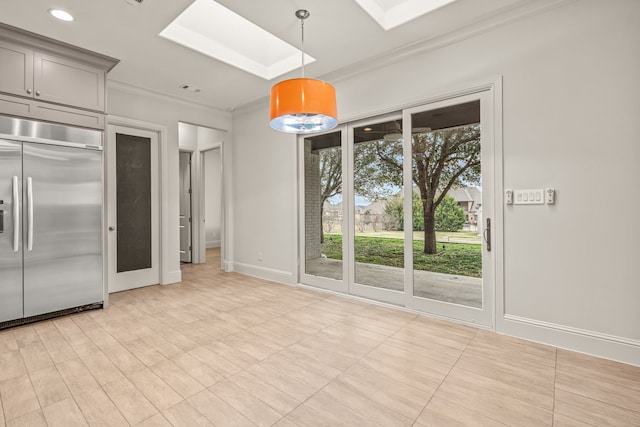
[300,15,305,78]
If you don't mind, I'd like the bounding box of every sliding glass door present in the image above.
[299,89,495,327]
[299,129,347,293]
[348,114,406,305]
[403,91,494,325]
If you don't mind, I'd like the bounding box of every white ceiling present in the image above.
[352,0,459,30]
[1,0,530,112]
[159,0,318,80]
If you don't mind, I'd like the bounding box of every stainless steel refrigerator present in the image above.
[0,116,103,326]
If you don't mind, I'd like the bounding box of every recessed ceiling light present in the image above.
[364,127,373,132]
[49,8,74,22]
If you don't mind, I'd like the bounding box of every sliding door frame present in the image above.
[297,78,503,330]
[346,112,406,306]
[403,89,495,327]
[297,128,349,294]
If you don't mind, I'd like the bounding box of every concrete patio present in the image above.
[305,257,482,308]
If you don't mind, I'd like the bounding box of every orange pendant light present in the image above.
[269,10,338,134]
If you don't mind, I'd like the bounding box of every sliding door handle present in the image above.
[12,176,19,252]
[27,177,33,251]
[483,218,491,252]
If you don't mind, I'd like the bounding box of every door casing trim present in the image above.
[104,115,172,307]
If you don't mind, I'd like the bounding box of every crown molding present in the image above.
[233,0,575,115]
[323,0,576,85]
[0,22,119,71]
[107,79,232,116]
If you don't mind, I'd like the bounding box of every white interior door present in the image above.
[179,151,192,263]
[107,125,160,293]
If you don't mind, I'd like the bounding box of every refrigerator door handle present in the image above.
[27,177,33,251]
[12,176,19,252]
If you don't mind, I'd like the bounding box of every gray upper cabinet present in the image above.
[0,40,33,98]
[0,23,118,127]
[34,52,105,112]
[0,41,106,112]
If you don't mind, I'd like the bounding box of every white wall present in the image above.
[231,0,640,365]
[108,84,232,280]
[204,148,222,248]
[178,121,198,151]
[231,105,298,284]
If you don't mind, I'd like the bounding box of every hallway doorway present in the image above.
[179,151,192,263]
[177,122,227,268]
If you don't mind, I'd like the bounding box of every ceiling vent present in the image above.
[179,84,201,93]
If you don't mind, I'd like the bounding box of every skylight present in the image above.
[353,0,458,30]
[159,0,315,80]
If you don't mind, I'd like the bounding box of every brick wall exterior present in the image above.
[304,141,321,260]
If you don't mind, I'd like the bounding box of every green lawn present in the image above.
[321,234,482,278]
[358,230,481,244]
[322,226,482,244]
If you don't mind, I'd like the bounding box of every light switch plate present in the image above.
[514,189,545,205]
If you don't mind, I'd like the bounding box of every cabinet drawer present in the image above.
[0,93,104,130]
[34,52,105,112]
[33,102,105,130]
[0,93,33,117]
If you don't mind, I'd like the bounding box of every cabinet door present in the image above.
[0,40,33,98]
[34,52,105,112]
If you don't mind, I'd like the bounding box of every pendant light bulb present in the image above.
[269,10,338,134]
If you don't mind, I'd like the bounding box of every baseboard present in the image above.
[501,314,640,367]
[229,262,295,285]
[162,269,182,285]
[206,240,221,248]
[294,281,493,331]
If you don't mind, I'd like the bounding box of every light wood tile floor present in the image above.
[1,248,639,426]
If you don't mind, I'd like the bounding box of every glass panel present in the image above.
[116,133,152,273]
[410,101,483,307]
[353,119,404,291]
[304,131,343,280]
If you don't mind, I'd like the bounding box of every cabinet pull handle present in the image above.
[35,91,41,96]
[26,88,32,95]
